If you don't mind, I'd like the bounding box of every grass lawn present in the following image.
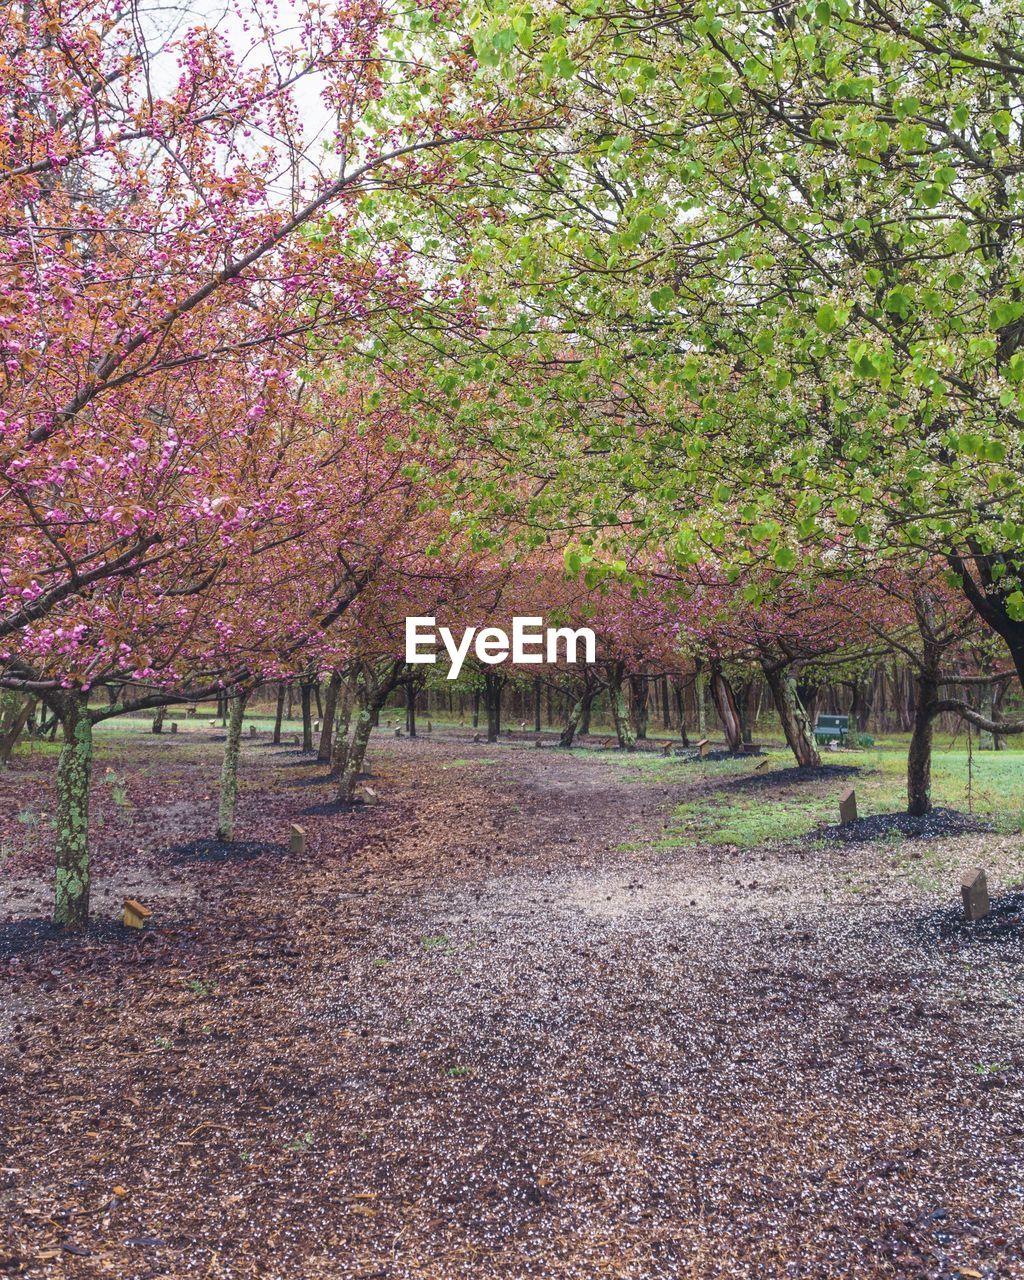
[624,739,1024,850]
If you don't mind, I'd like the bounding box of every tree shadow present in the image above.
[169,837,287,865]
[0,915,145,960]
[916,888,1024,956]
[719,763,861,794]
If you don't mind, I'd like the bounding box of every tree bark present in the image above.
[907,673,937,817]
[761,661,821,768]
[53,695,93,930]
[151,706,166,734]
[318,671,341,762]
[336,662,404,801]
[559,690,587,747]
[406,685,417,738]
[579,684,594,736]
[672,680,689,746]
[607,663,637,750]
[533,678,542,733]
[216,691,249,841]
[0,694,35,766]
[630,674,649,740]
[709,662,743,753]
[337,706,375,802]
[483,673,503,742]
[695,665,707,738]
[300,677,314,752]
[273,683,286,745]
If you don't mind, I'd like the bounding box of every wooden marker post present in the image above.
[122,899,152,930]
[961,867,990,921]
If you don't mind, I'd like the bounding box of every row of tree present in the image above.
[4,0,1024,928]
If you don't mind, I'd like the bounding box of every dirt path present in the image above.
[1,730,1022,1278]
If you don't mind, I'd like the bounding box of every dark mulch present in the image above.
[0,916,156,963]
[169,837,287,864]
[722,763,860,793]
[681,746,779,763]
[816,806,992,845]
[918,888,1024,952]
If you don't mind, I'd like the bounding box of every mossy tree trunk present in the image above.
[216,690,249,841]
[53,694,93,930]
[337,706,375,802]
[559,689,586,747]
[761,659,821,768]
[607,663,637,751]
[336,661,404,802]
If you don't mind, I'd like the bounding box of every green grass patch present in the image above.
[839,745,1024,829]
[664,792,836,849]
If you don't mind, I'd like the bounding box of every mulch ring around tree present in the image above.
[814,806,993,845]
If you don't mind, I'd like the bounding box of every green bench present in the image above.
[814,714,849,745]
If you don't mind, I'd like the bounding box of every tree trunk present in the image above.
[907,672,938,817]
[53,696,93,930]
[216,692,249,841]
[709,663,743,753]
[992,680,1008,750]
[0,695,36,767]
[695,666,707,738]
[472,690,480,729]
[406,686,417,738]
[273,683,286,745]
[630,674,649,740]
[579,684,594,736]
[299,678,314,752]
[608,664,637,750]
[672,680,689,746]
[761,662,821,768]
[977,678,995,750]
[533,678,542,733]
[484,673,502,743]
[318,672,341,763]
[331,683,353,776]
[314,682,323,719]
[796,681,820,728]
[559,692,586,747]
[151,706,166,734]
[337,706,375,802]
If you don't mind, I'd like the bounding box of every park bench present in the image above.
[814,714,849,745]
